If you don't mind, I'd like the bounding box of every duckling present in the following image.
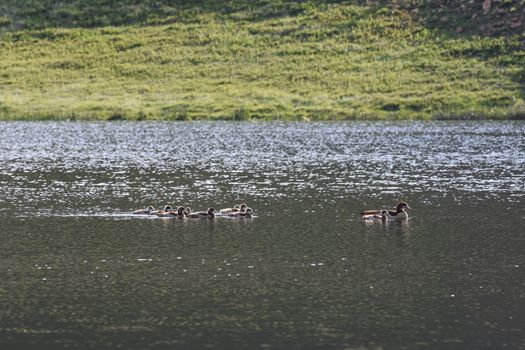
[158,206,186,217]
[132,206,156,215]
[361,202,411,221]
[186,207,216,218]
[227,207,253,218]
[220,203,248,214]
[156,205,174,216]
[175,206,189,217]
[361,209,388,221]
[220,204,241,214]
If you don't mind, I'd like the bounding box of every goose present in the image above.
[361,202,411,221]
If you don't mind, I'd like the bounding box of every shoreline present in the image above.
[0,112,523,122]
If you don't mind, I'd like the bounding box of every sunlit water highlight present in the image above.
[0,121,524,349]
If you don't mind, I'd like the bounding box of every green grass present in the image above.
[0,1,523,120]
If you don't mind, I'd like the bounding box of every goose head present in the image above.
[396,202,411,213]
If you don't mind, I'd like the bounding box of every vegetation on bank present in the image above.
[0,0,523,120]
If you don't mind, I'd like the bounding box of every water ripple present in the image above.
[0,121,523,215]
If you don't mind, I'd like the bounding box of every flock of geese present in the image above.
[132,203,253,218]
[131,202,412,221]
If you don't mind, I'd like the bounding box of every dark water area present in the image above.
[0,121,524,349]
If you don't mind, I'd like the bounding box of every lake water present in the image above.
[0,121,524,349]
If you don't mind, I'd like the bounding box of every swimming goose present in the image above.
[186,207,216,218]
[133,206,156,215]
[361,202,411,221]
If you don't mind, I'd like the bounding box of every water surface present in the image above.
[0,121,524,349]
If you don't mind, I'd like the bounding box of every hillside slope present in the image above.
[0,1,523,120]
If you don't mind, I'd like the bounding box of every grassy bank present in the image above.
[0,1,524,120]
